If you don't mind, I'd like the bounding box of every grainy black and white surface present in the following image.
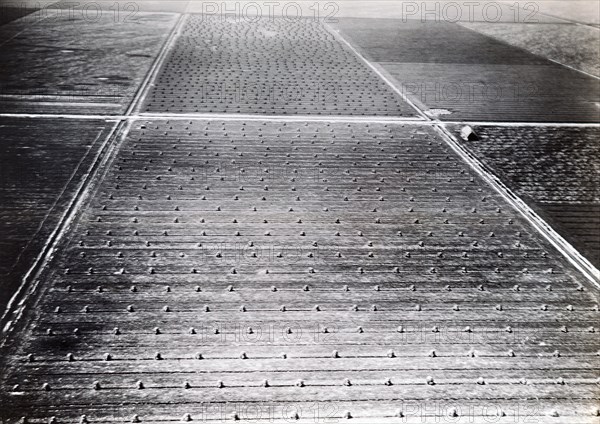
[1,119,598,423]
[0,118,114,311]
[143,15,417,116]
[450,125,600,268]
[0,3,599,424]
[0,11,178,114]
[330,18,600,122]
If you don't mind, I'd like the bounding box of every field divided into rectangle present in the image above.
[451,125,600,268]
[1,120,598,423]
[330,18,600,123]
[0,118,114,313]
[0,12,178,115]
[142,15,418,117]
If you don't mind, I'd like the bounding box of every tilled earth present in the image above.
[0,9,598,424]
[1,120,598,423]
[450,125,600,268]
[142,16,417,117]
